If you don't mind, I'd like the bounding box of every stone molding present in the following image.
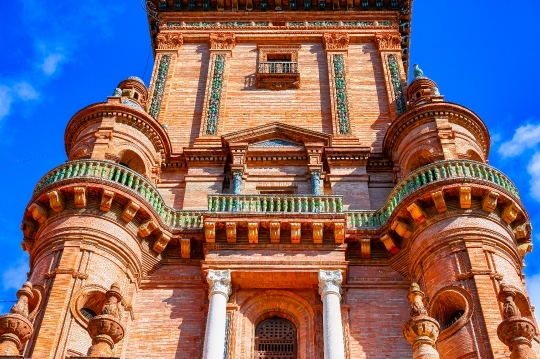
[206,269,232,300]
[318,270,343,299]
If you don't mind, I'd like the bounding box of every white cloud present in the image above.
[2,260,28,291]
[498,123,540,158]
[0,82,40,121]
[526,273,540,323]
[527,152,540,201]
[41,53,66,76]
[0,86,14,120]
[13,82,39,100]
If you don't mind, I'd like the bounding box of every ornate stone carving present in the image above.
[482,191,499,213]
[121,200,140,222]
[496,283,538,359]
[21,219,36,240]
[138,220,158,238]
[387,54,407,115]
[270,222,281,243]
[361,238,371,259]
[502,203,519,224]
[226,222,237,243]
[248,222,259,244]
[515,222,532,240]
[391,220,412,239]
[460,186,472,209]
[0,282,35,356]
[407,203,427,223]
[323,33,349,50]
[318,270,342,299]
[206,270,232,300]
[86,283,125,357]
[402,283,440,359]
[47,190,65,213]
[381,234,399,254]
[313,223,323,244]
[156,32,183,50]
[334,223,345,244]
[209,33,236,50]
[100,190,115,212]
[375,33,402,50]
[153,233,170,254]
[180,237,190,259]
[74,186,87,209]
[231,170,243,195]
[291,223,301,243]
[431,190,447,213]
[331,54,351,135]
[205,222,216,242]
[310,170,321,196]
[518,242,533,258]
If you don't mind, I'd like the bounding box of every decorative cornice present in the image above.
[209,32,236,50]
[322,32,349,51]
[156,32,184,50]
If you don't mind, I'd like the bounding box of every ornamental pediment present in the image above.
[221,121,331,147]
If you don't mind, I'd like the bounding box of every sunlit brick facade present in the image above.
[2,1,539,358]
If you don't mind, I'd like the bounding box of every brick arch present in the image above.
[401,143,442,176]
[239,290,317,359]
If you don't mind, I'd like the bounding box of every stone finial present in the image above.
[112,87,122,97]
[496,283,538,359]
[402,283,440,359]
[413,64,425,78]
[0,282,35,356]
[85,283,125,357]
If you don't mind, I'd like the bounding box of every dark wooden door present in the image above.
[255,317,297,359]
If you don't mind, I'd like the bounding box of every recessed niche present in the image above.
[429,286,473,341]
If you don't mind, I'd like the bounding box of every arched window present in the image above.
[255,317,297,359]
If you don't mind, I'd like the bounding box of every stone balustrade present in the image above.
[34,160,203,230]
[208,194,343,214]
[347,159,520,230]
[32,159,520,233]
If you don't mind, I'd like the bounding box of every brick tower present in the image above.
[3,0,538,358]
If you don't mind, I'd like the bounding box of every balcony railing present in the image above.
[346,159,521,229]
[32,159,520,232]
[258,62,298,74]
[34,160,203,230]
[207,194,343,213]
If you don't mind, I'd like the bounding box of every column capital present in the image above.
[318,270,343,299]
[207,269,232,300]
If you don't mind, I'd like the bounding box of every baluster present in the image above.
[317,197,322,212]
[433,165,440,180]
[227,196,233,212]
[100,163,108,178]
[190,212,196,228]
[73,162,80,177]
[301,197,307,212]
[268,197,273,212]
[420,170,427,185]
[66,164,74,179]
[283,197,289,212]
[324,198,329,212]
[133,177,140,194]
[80,162,87,177]
[107,164,115,180]
[53,169,61,182]
[337,198,343,212]
[427,167,434,182]
[208,196,213,211]
[276,197,281,212]
[114,166,121,182]
[93,162,100,177]
[474,163,481,178]
[460,162,467,177]
[440,164,448,179]
[447,163,454,177]
[493,171,501,185]
[481,165,488,180]
[255,197,260,212]
[262,197,268,212]
[330,197,335,212]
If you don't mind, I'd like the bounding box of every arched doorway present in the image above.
[255,317,297,359]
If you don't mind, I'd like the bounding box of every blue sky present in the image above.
[0,0,539,318]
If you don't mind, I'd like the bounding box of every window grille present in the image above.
[255,317,297,359]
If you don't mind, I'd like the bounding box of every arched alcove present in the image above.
[118,149,147,176]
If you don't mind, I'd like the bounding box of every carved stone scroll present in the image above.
[153,233,171,254]
[226,222,237,243]
[156,32,184,50]
[323,33,349,51]
[138,220,158,238]
[391,220,412,239]
[460,186,472,209]
[313,223,323,244]
[100,190,115,212]
[291,223,301,243]
[47,190,65,213]
[407,203,427,223]
[74,186,87,209]
[431,190,447,213]
[28,203,48,224]
[334,223,345,244]
[209,33,236,50]
[270,222,281,243]
[205,222,216,243]
[502,203,519,224]
[381,234,399,254]
[121,200,140,222]
[180,237,191,259]
[361,238,371,259]
[375,33,402,51]
[482,191,499,213]
[248,222,259,244]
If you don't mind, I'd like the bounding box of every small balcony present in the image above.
[256,61,300,90]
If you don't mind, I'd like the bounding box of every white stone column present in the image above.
[319,269,346,359]
[203,269,232,359]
